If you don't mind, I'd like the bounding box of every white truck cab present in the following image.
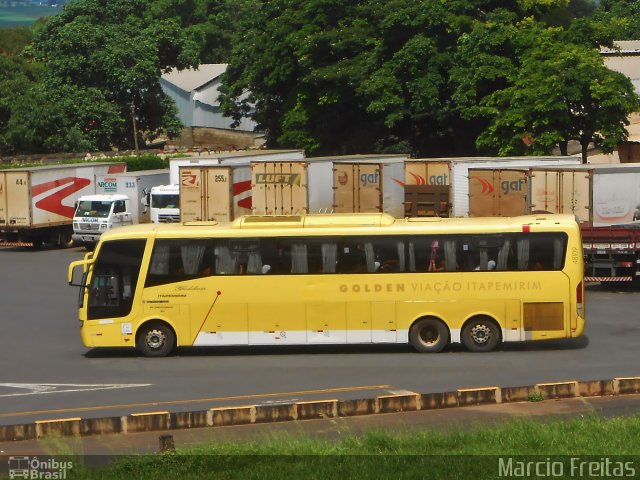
[72,194,134,247]
[150,184,180,223]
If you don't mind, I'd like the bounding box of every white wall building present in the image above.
[160,64,257,132]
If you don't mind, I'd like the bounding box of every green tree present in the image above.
[220,0,379,155]
[30,0,202,151]
[221,0,605,157]
[0,55,46,154]
[0,26,32,56]
[592,0,640,40]
[477,36,639,162]
[4,80,123,154]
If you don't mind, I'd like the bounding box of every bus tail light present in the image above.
[576,281,584,322]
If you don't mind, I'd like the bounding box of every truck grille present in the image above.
[80,223,100,231]
[158,214,180,223]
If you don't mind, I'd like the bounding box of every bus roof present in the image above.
[97,213,579,242]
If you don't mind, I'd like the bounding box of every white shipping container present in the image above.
[414,157,580,218]
[169,149,305,184]
[529,163,640,227]
[307,155,407,217]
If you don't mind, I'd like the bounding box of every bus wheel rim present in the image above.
[146,329,166,349]
[419,326,440,345]
[470,324,491,344]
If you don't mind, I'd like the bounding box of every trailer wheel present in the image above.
[461,316,501,352]
[409,317,449,353]
[30,238,43,250]
[136,322,176,357]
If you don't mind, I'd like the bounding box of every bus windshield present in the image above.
[151,194,179,209]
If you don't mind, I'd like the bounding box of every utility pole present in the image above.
[130,101,140,157]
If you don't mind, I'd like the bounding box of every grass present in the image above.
[45,414,640,480]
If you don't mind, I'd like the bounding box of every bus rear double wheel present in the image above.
[409,317,449,353]
[137,322,176,357]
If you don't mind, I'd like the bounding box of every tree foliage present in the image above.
[28,0,205,151]
[222,0,635,157]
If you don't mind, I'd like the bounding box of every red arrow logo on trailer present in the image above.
[476,178,494,194]
[233,180,253,209]
[32,177,91,218]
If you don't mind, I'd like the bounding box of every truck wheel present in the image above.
[409,318,449,353]
[461,317,501,352]
[60,230,74,248]
[136,323,176,357]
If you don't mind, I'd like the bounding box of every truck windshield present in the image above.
[152,194,179,209]
[75,200,113,218]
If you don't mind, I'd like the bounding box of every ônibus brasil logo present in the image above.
[7,456,73,479]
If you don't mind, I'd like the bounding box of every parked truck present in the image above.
[0,162,126,248]
[149,184,180,223]
[72,169,169,247]
[468,163,640,283]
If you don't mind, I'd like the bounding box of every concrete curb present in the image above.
[1,376,638,443]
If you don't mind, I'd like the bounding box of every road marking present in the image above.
[386,389,418,395]
[0,384,391,419]
[0,383,151,398]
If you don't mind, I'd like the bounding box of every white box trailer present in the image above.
[169,149,306,185]
[529,163,640,227]
[467,163,640,226]
[308,154,407,217]
[0,162,126,248]
[180,163,252,222]
[250,154,407,217]
[414,156,581,218]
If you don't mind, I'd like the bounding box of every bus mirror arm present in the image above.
[68,259,93,286]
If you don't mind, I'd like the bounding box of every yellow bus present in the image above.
[68,213,585,357]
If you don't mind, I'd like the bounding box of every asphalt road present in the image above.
[0,246,638,426]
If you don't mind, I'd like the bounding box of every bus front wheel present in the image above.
[409,318,449,353]
[461,317,501,352]
[137,323,176,357]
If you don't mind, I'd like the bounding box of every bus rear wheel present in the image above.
[461,317,501,352]
[137,323,176,357]
[409,318,449,353]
